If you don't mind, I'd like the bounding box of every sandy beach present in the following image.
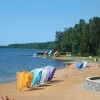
[0,62,100,100]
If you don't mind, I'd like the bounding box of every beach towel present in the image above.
[16,70,33,90]
[30,68,42,87]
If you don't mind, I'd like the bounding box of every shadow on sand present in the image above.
[24,79,64,92]
[47,80,64,84]
[25,87,44,91]
[38,84,52,87]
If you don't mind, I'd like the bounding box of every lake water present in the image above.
[0,48,64,83]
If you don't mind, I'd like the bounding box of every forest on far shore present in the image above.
[0,17,100,56]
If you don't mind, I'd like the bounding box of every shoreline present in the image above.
[0,57,99,85]
[0,65,65,85]
[53,56,100,62]
[0,56,71,84]
[0,64,66,85]
[0,62,100,100]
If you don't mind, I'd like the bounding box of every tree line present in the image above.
[55,17,100,56]
[0,17,99,56]
[7,42,55,50]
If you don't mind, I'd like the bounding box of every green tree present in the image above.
[55,31,63,51]
[89,17,100,56]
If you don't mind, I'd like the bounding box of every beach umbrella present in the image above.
[47,66,56,81]
[41,67,50,82]
[48,50,53,55]
[76,62,84,69]
[30,68,42,87]
[82,61,88,68]
[44,50,48,54]
[40,68,50,83]
[43,66,56,82]
[53,51,59,55]
[16,70,32,90]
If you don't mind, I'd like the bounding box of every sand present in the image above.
[0,63,100,100]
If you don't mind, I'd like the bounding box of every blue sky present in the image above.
[0,0,100,45]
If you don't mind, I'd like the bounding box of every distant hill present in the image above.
[7,41,55,49]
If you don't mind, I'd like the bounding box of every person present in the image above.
[1,97,4,100]
[6,96,9,100]
[1,96,12,100]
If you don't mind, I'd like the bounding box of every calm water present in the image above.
[0,48,64,83]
